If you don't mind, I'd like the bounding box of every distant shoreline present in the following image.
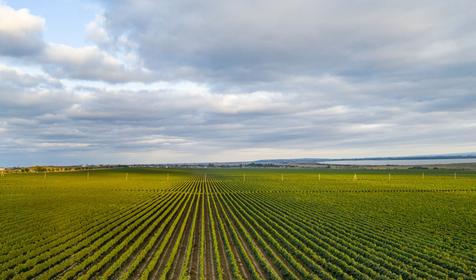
[319,158,476,166]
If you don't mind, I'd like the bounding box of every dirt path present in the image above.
[204,190,215,280]
[217,191,268,279]
[189,190,203,279]
[131,192,190,278]
[149,192,195,279]
[168,191,199,279]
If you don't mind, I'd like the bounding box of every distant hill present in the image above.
[254,153,476,165]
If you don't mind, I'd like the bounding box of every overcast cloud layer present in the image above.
[1,1,475,166]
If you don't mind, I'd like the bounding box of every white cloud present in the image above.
[42,43,149,82]
[0,4,150,83]
[0,4,45,56]
[0,64,61,88]
[86,15,110,46]
[36,142,91,148]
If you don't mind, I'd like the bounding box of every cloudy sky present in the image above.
[1,0,475,166]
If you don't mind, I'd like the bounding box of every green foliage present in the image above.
[0,168,474,279]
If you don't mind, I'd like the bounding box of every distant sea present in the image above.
[320,158,476,166]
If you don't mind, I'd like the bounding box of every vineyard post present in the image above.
[388,173,391,183]
[422,173,425,180]
[353,173,358,181]
[44,171,47,180]
[125,173,128,181]
[318,173,321,182]
[454,172,456,180]
[281,174,284,182]
[243,173,246,182]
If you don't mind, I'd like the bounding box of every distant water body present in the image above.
[320,158,476,166]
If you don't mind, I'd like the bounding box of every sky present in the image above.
[1,0,476,166]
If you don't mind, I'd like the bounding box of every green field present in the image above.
[0,168,475,279]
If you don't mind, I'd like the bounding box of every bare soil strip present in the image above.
[189,190,203,279]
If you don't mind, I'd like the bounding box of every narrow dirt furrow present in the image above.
[90,193,182,279]
[189,190,203,279]
[168,192,200,279]
[217,182,286,279]
[212,202,233,280]
[106,190,191,279]
[216,193,269,279]
[33,194,169,280]
[149,190,197,279]
[204,186,216,280]
[208,181,245,280]
[130,189,193,278]
[206,182,228,280]
[11,193,164,280]
[210,181,252,279]
[129,203,184,277]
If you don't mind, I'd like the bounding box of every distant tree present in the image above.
[31,166,47,172]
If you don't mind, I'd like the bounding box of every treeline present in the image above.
[2,165,129,174]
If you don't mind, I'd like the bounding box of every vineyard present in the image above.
[0,168,475,279]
